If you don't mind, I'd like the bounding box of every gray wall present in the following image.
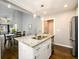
[0,2,42,35]
[0,4,13,19]
[12,10,23,31]
[22,13,42,35]
[0,3,23,32]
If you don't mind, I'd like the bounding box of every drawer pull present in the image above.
[36,47,40,50]
[47,45,50,49]
[35,56,36,59]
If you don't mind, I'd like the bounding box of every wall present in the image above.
[75,8,78,16]
[0,3,23,32]
[12,10,23,31]
[0,4,13,19]
[51,10,77,48]
[0,2,42,34]
[22,13,42,35]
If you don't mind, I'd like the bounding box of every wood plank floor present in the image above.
[1,45,76,59]
[1,47,18,59]
[50,45,76,59]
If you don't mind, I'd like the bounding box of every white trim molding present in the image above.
[54,42,72,48]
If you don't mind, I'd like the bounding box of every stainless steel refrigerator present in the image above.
[70,16,78,58]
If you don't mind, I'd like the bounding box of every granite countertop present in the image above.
[15,34,54,48]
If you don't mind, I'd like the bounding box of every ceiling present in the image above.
[1,0,78,17]
[20,0,77,17]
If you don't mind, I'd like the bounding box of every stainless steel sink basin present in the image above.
[32,35,47,40]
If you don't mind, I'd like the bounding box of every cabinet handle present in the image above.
[35,56,36,59]
[47,44,50,49]
[36,47,40,50]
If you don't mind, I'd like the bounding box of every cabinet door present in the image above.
[34,54,40,59]
[19,42,34,59]
[46,43,51,59]
[44,39,51,59]
[34,38,51,59]
[0,38,1,59]
[0,35,4,59]
[40,42,51,59]
[39,44,51,59]
[40,46,48,59]
[34,46,48,59]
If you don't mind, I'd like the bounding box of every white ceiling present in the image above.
[21,0,77,17]
[1,0,78,17]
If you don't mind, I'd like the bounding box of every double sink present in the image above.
[32,35,48,40]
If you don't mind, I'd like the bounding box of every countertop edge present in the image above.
[15,35,54,48]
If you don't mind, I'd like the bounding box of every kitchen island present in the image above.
[15,34,54,59]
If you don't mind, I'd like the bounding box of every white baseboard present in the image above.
[54,43,72,48]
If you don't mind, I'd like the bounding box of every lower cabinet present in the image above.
[0,35,4,59]
[19,38,51,59]
[0,38,1,59]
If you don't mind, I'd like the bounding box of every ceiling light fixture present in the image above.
[33,14,37,18]
[8,4,11,8]
[41,5,44,7]
[64,4,68,8]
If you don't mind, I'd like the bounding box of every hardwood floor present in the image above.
[50,45,76,59]
[1,47,18,59]
[1,45,76,59]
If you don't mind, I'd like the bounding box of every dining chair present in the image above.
[15,32,22,37]
[4,34,12,48]
[23,31,26,36]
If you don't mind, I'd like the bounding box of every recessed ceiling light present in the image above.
[41,5,44,7]
[8,4,11,8]
[33,14,37,18]
[41,17,44,21]
[64,4,68,8]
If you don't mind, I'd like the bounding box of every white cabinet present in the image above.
[0,37,1,59]
[34,38,51,59]
[19,38,51,59]
[0,35,4,59]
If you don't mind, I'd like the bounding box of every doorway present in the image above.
[44,19,54,35]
